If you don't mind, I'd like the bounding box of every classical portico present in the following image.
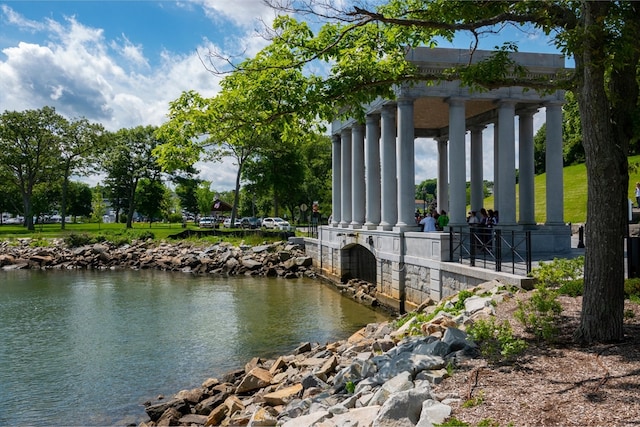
[308,47,571,312]
[330,48,566,232]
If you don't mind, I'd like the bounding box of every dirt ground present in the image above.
[432,294,640,427]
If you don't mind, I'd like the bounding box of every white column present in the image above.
[518,108,537,225]
[396,98,416,228]
[340,128,352,228]
[331,134,341,226]
[493,121,500,213]
[469,125,485,213]
[379,104,397,230]
[546,102,565,225]
[497,100,517,226]
[436,137,449,214]
[351,124,365,228]
[365,114,381,228]
[448,98,467,226]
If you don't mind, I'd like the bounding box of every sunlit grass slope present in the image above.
[481,155,640,224]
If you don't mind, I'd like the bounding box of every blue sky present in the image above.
[0,1,564,190]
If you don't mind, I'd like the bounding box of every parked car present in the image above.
[240,217,260,229]
[223,218,242,228]
[199,217,216,228]
[262,217,293,231]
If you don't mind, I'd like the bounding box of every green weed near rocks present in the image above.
[467,318,527,363]
[435,417,469,427]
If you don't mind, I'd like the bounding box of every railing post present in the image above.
[526,231,532,273]
[495,229,502,272]
[470,226,476,267]
[578,225,585,248]
[449,228,454,262]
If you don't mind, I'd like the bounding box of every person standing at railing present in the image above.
[437,210,449,230]
[420,212,437,232]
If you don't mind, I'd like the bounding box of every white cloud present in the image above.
[199,0,276,29]
[0,5,240,189]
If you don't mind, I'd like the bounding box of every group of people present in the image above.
[413,207,499,233]
[467,208,499,227]
[415,209,449,232]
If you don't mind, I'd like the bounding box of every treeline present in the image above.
[0,107,332,230]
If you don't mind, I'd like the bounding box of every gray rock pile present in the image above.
[140,282,512,427]
[0,239,316,279]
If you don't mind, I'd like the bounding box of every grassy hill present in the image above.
[481,155,640,224]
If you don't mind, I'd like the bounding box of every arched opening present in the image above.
[340,244,377,284]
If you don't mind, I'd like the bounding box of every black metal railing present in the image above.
[449,226,532,275]
[307,219,319,238]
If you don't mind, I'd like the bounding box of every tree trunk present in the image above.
[60,172,69,230]
[126,179,137,229]
[573,2,626,343]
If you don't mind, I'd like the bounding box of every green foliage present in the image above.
[64,229,155,248]
[453,289,475,311]
[64,232,94,248]
[530,256,584,287]
[558,279,584,297]
[624,309,635,319]
[28,237,52,248]
[624,278,640,299]
[461,391,485,408]
[477,419,500,427]
[345,381,355,394]
[514,285,562,341]
[434,418,469,427]
[394,311,436,336]
[167,213,183,223]
[468,318,527,362]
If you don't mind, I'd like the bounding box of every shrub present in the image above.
[64,232,94,248]
[514,285,562,341]
[467,318,527,362]
[530,256,584,287]
[558,279,584,297]
[624,278,640,299]
[167,213,183,223]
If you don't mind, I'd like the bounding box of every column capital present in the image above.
[545,100,565,108]
[397,97,415,109]
[446,96,466,107]
[468,124,486,133]
[365,113,380,124]
[496,99,518,108]
[516,106,539,117]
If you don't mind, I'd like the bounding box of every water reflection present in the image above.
[0,270,388,426]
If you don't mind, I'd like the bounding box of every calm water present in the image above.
[0,270,388,426]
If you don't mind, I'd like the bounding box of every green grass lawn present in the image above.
[482,155,640,224]
[0,221,297,247]
[0,221,187,240]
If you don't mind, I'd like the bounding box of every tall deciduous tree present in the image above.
[254,1,640,343]
[156,33,320,224]
[0,107,65,230]
[59,118,105,229]
[135,178,167,227]
[66,181,93,221]
[101,126,162,228]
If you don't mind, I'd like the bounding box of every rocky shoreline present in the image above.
[0,238,315,278]
[0,238,507,426]
[138,280,510,427]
